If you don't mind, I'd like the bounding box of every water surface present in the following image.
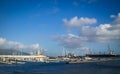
[0,60,120,74]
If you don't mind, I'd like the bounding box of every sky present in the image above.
[0,0,120,56]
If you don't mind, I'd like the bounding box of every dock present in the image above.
[0,55,48,64]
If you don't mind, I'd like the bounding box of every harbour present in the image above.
[0,50,120,65]
[0,46,120,74]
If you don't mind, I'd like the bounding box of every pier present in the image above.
[0,55,48,64]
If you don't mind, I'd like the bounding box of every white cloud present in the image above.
[80,13,120,43]
[54,13,120,49]
[81,24,119,43]
[0,37,41,51]
[53,33,85,49]
[110,13,120,30]
[63,16,97,27]
[62,13,120,43]
[80,24,116,42]
[53,33,90,53]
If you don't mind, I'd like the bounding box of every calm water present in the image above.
[0,60,120,74]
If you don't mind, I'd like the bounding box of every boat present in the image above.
[86,46,120,58]
[85,54,119,58]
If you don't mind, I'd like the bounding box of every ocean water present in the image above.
[0,60,120,74]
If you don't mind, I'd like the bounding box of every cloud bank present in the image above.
[54,33,85,49]
[80,13,120,43]
[54,13,120,49]
[0,37,41,51]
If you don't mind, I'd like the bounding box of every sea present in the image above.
[0,60,120,74]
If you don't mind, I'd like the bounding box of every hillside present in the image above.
[0,49,29,55]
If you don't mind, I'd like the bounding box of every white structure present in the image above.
[0,55,48,62]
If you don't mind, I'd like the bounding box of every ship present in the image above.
[85,46,120,58]
[85,53,119,58]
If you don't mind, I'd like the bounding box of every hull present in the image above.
[86,54,120,58]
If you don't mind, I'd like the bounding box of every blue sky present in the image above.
[0,0,120,56]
